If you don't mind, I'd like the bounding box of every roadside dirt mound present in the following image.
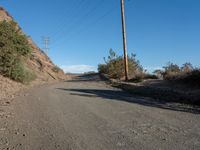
[112,79,200,105]
[0,75,25,102]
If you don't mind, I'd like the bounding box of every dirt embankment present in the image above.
[0,75,25,103]
[0,7,67,101]
[100,74,200,106]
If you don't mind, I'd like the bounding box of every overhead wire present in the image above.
[50,0,94,37]
[50,0,135,49]
[47,0,87,37]
[50,0,109,47]
[50,3,118,49]
[51,0,106,45]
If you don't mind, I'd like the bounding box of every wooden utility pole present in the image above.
[121,0,129,81]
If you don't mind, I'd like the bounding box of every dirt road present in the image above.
[1,74,200,150]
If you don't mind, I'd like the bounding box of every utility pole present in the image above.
[42,36,50,54]
[121,0,129,81]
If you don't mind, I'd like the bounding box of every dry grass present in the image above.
[174,69,200,87]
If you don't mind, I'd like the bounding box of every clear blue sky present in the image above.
[1,0,200,73]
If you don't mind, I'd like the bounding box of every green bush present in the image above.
[10,60,36,83]
[98,49,144,80]
[98,64,108,74]
[0,20,34,83]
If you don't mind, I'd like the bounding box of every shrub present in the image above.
[98,64,108,74]
[0,21,31,56]
[10,60,36,83]
[0,21,34,83]
[98,49,144,80]
[162,62,181,80]
[176,69,200,87]
[153,62,199,86]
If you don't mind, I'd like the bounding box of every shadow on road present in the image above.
[57,88,200,114]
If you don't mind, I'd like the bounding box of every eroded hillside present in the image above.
[0,7,66,101]
[0,7,66,81]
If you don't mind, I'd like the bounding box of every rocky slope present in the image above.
[0,7,66,101]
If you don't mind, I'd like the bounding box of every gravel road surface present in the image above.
[0,74,200,150]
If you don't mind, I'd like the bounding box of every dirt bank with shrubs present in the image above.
[0,7,68,103]
[101,74,200,106]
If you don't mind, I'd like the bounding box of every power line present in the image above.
[47,0,87,37]
[51,0,106,44]
[50,0,134,49]
[49,0,94,38]
[51,4,117,49]
[50,0,108,47]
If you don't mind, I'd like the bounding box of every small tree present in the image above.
[98,49,143,80]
